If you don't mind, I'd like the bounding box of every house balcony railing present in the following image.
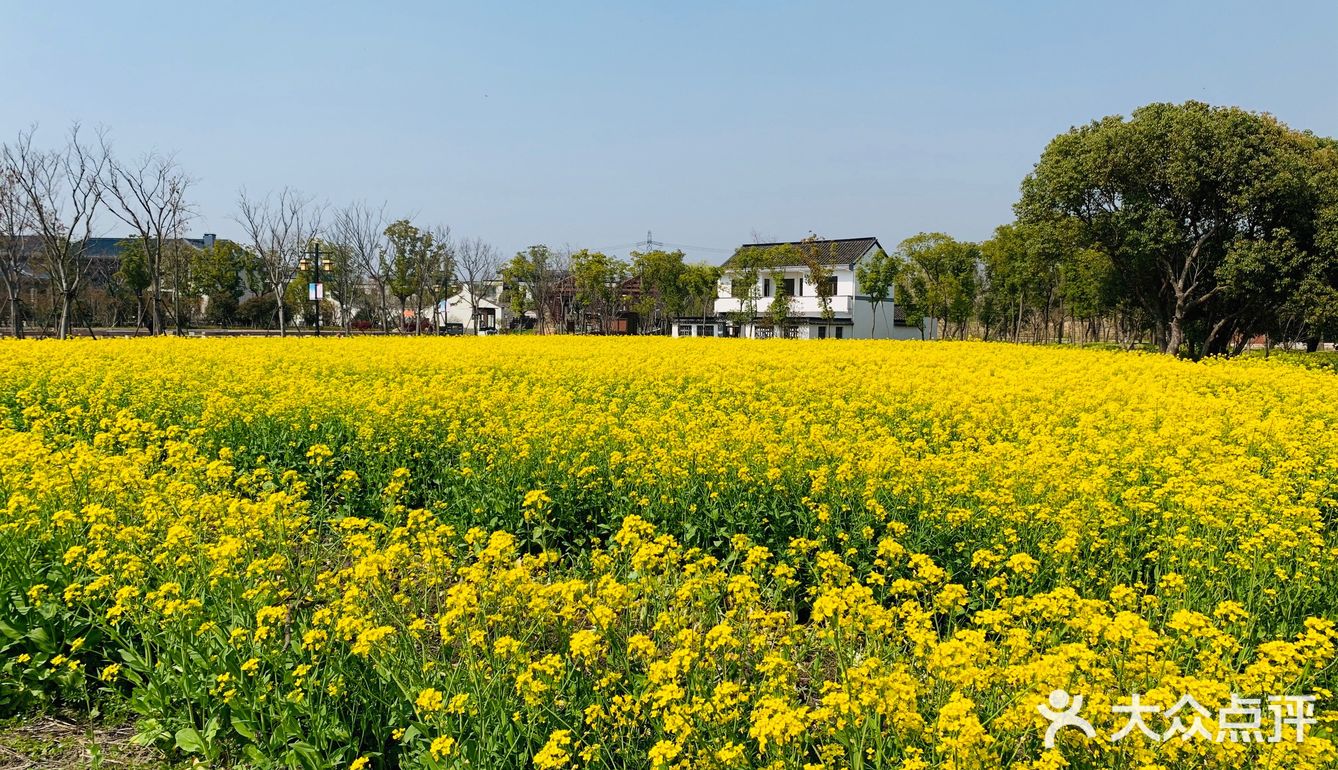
[713,294,852,317]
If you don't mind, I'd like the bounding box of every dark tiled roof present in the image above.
[722,237,882,269]
[12,235,206,259]
[7,236,211,288]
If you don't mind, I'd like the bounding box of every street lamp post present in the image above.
[299,240,334,336]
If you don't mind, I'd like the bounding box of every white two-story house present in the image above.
[672,237,932,340]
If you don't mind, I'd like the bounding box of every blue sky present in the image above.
[5,1,1336,263]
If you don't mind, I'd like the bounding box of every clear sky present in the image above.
[5,1,1336,264]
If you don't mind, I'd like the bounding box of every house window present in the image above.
[677,324,691,337]
[824,276,838,295]
[700,324,715,337]
[835,326,844,339]
[762,278,772,297]
[782,278,796,297]
[817,326,827,339]
[729,280,747,299]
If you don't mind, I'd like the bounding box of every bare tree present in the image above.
[99,141,195,335]
[322,237,363,335]
[421,225,455,333]
[234,187,320,336]
[0,160,30,338]
[456,237,501,332]
[550,245,575,333]
[1,125,106,339]
[163,210,198,334]
[332,201,388,331]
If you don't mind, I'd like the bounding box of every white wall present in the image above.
[433,286,508,331]
[848,298,927,340]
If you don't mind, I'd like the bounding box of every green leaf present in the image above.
[0,619,23,641]
[288,741,321,770]
[26,627,55,652]
[231,716,257,741]
[174,727,207,755]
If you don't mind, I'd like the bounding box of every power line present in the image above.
[593,233,736,256]
[659,241,734,253]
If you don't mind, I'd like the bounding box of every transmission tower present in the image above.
[638,230,666,251]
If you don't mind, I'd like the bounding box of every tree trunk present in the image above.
[151,276,163,336]
[7,295,20,339]
[276,289,287,337]
[174,278,184,336]
[1202,317,1234,358]
[58,295,73,339]
[1165,302,1186,356]
[1015,289,1024,343]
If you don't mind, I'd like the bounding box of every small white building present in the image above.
[432,282,512,332]
[673,237,933,340]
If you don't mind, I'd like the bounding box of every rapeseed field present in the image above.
[0,337,1335,769]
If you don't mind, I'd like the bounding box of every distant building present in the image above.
[431,280,517,332]
[68,235,215,286]
[673,237,933,340]
[11,233,216,288]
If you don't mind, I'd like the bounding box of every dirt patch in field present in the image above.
[0,717,168,770]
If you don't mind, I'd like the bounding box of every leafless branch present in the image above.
[1,124,106,338]
[234,187,319,336]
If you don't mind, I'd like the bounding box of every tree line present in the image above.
[498,245,722,335]
[4,101,1335,352]
[0,125,501,338]
[876,102,1338,356]
[0,124,730,338]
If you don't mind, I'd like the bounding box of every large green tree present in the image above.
[630,249,687,333]
[679,263,723,328]
[1018,101,1338,355]
[194,239,253,327]
[891,232,979,340]
[501,245,560,333]
[570,249,628,333]
[978,220,1112,343]
[384,219,431,333]
[113,239,152,331]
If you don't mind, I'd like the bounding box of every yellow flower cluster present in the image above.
[0,337,1335,770]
